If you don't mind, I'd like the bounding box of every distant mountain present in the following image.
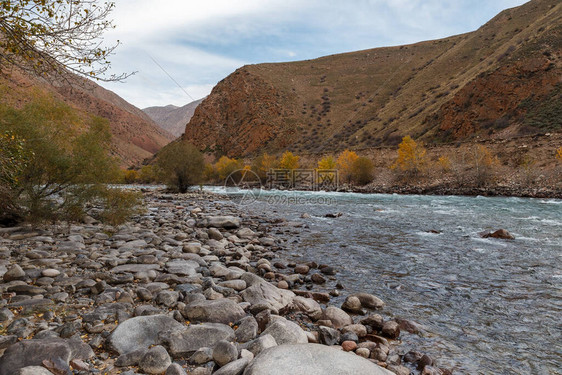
[0,67,174,166]
[183,0,561,157]
[144,98,204,138]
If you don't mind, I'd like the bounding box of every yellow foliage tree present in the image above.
[214,156,243,180]
[123,169,139,184]
[337,150,359,183]
[472,144,499,186]
[318,155,337,170]
[391,136,427,175]
[279,151,300,170]
[556,147,562,161]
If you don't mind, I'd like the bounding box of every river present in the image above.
[205,187,562,374]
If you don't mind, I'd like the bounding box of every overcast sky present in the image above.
[99,0,528,109]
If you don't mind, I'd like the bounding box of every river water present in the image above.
[206,187,562,374]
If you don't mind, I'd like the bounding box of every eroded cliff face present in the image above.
[184,68,298,157]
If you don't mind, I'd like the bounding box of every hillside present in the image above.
[0,68,174,166]
[143,98,204,137]
[183,0,561,158]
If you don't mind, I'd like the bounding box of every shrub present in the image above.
[351,157,374,185]
[279,151,300,170]
[391,136,428,176]
[123,169,139,184]
[557,147,562,161]
[99,188,144,226]
[471,144,499,186]
[337,150,359,184]
[438,155,451,171]
[156,141,205,193]
[138,165,157,184]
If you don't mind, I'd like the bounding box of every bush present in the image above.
[0,96,134,225]
[317,155,337,170]
[351,157,374,185]
[438,155,451,171]
[557,147,562,162]
[123,169,139,184]
[156,141,205,193]
[138,165,157,184]
[471,144,499,186]
[99,188,144,226]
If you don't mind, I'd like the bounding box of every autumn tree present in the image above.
[156,141,205,193]
[471,144,499,186]
[279,151,300,170]
[214,156,244,181]
[337,150,359,184]
[0,0,128,82]
[318,155,336,170]
[391,136,427,176]
[251,152,278,182]
[557,147,562,162]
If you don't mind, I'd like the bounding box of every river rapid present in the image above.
[205,187,562,374]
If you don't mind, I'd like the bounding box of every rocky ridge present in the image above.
[0,190,449,375]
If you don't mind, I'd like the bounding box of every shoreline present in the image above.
[0,189,450,375]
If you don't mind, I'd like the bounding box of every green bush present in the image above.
[351,157,375,185]
[156,141,205,193]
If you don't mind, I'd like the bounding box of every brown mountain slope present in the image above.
[184,0,561,158]
[0,68,173,166]
[143,98,204,138]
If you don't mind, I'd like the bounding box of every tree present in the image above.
[251,152,278,182]
[0,0,128,82]
[279,151,300,170]
[214,156,243,181]
[557,147,562,162]
[317,155,336,170]
[156,141,205,193]
[351,157,374,185]
[391,136,427,176]
[0,94,139,225]
[438,155,451,172]
[337,150,359,184]
[471,144,499,186]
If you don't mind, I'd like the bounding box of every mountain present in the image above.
[143,98,204,138]
[183,0,561,158]
[0,68,174,166]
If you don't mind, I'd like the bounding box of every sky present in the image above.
[99,0,528,109]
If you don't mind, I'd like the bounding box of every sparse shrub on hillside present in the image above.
[337,150,359,184]
[471,144,499,186]
[391,136,428,177]
[518,154,537,185]
[556,147,562,162]
[351,157,375,185]
[156,141,205,193]
[279,151,300,170]
[0,97,139,226]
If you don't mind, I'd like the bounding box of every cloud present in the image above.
[98,0,528,108]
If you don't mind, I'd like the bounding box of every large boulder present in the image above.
[0,338,93,375]
[480,229,515,240]
[240,277,294,311]
[182,299,246,324]
[350,293,385,309]
[261,317,307,345]
[287,297,322,321]
[322,306,353,329]
[108,315,185,355]
[162,323,235,357]
[243,344,394,375]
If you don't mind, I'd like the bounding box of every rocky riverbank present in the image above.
[0,189,451,375]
